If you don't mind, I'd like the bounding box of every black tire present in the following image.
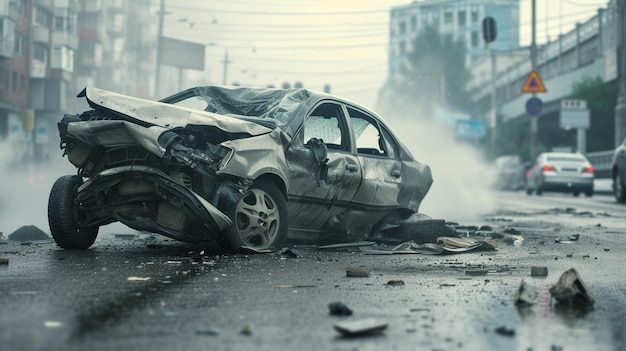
[614,173,626,203]
[525,187,532,195]
[48,175,99,249]
[222,180,288,252]
[585,189,593,197]
[573,191,580,197]
[535,184,542,196]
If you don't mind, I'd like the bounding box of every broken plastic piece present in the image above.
[345,267,370,277]
[318,241,376,250]
[386,280,405,286]
[329,302,353,316]
[494,326,515,337]
[279,248,298,258]
[530,266,548,277]
[549,268,594,306]
[333,318,388,337]
[127,276,151,281]
[515,280,539,305]
[0,257,8,265]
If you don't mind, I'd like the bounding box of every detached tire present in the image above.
[48,175,99,249]
[223,180,288,252]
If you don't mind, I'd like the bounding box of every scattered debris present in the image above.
[503,227,521,235]
[530,266,548,277]
[549,268,594,306]
[503,234,524,246]
[333,318,388,337]
[568,234,580,241]
[279,248,299,258]
[360,239,496,255]
[515,280,539,305]
[44,321,64,328]
[127,276,151,281]
[604,248,610,252]
[345,267,370,277]
[195,329,220,336]
[465,270,488,276]
[410,308,430,313]
[8,225,49,241]
[239,324,253,336]
[555,234,580,244]
[329,302,353,316]
[440,283,456,287]
[0,257,8,265]
[386,280,405,286]
[276,284,317,289]
[494,326,515,337]
[379,213,455,244]
[318,241,376,250]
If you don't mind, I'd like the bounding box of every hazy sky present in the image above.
[161,0,610,109]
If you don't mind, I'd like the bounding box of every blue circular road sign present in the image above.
[525,96,543,116]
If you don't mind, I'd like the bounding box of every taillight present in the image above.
[583,165,594,174]
[542,164,554,172]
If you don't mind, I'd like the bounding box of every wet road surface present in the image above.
[1,191,626,351]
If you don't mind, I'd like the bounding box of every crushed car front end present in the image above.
[50,87,287,248]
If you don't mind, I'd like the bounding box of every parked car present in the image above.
[494,155,525,191]
[525,152,594,197]
[48,86,433,251]
[612,138,626,202]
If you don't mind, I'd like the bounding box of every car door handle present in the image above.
[345,164,359,172]
[391,170,401,178]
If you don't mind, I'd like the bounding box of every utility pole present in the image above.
[616,0,626,147]
[221,50,231,85]
[529,0,537,160]
[155,0,165,97]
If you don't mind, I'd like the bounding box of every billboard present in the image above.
[159,37,205,71]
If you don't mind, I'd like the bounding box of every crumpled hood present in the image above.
[80,86,272,136]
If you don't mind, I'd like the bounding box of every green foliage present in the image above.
[394,24,473,112]
[570,76,617,152]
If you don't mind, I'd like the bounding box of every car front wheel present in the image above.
[614,173,626,203]
[48,175,99,249]
[223,180,288,252]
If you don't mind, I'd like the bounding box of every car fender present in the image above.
[217,129,289,195]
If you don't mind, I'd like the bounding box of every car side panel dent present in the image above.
[217,129,289,191]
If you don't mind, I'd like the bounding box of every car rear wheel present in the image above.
[525,187,533,195]
[223,180,288,252]
[614,173,626,203]
[48,175,99,249]
[585,189,593,197]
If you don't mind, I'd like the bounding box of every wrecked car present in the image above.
[48,86,433,251]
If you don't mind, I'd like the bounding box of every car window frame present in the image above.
[293,100,352,153]
[344,104,400,159]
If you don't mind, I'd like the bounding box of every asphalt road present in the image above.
[1,191,626,351]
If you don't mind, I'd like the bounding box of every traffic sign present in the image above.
[525,96,543,116]
[521,70,547,93]
[455,119,487,140]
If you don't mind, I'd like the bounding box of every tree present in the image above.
[379,24,473,117]
[570,76,617,152]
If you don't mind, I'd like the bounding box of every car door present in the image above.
[340,105,403,236]
[284,101,362,237]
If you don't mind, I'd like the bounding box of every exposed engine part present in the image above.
[119,179,154,195]
[169,171,193,189]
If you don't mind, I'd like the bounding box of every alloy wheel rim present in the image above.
[234,188,279,248]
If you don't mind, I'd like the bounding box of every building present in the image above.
[388,0,520,84]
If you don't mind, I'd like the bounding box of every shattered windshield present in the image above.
[171,86,312,137]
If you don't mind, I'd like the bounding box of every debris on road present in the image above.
[494,326,515,337]
[8,225,49,241]
[530,266,548,277]
[515,280,539,305]
[345,267,370,277]
[503,234,524,246]
[333,318,388,337]
[549,268,594,306]
[360,239,496,255]
[240,324,253,336]
[0,257,8,265]
[195,329,220,336]
[329,302,353,316]
[465,270,489,276]
[44,321,64,328]
[278,248,299,258]
[378,213,455,244]
[127,276,151,281]
[276,284,317,289]
[386,280,405,286]
[318,241,376,250]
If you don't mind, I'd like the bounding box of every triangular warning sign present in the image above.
[521,69,547,93]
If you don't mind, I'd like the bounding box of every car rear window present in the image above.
[547,156,585,163]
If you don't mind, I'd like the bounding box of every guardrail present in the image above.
[586,150,613,179]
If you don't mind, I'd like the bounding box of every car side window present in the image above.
[347,107,395,157]
[303,103,347,151]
